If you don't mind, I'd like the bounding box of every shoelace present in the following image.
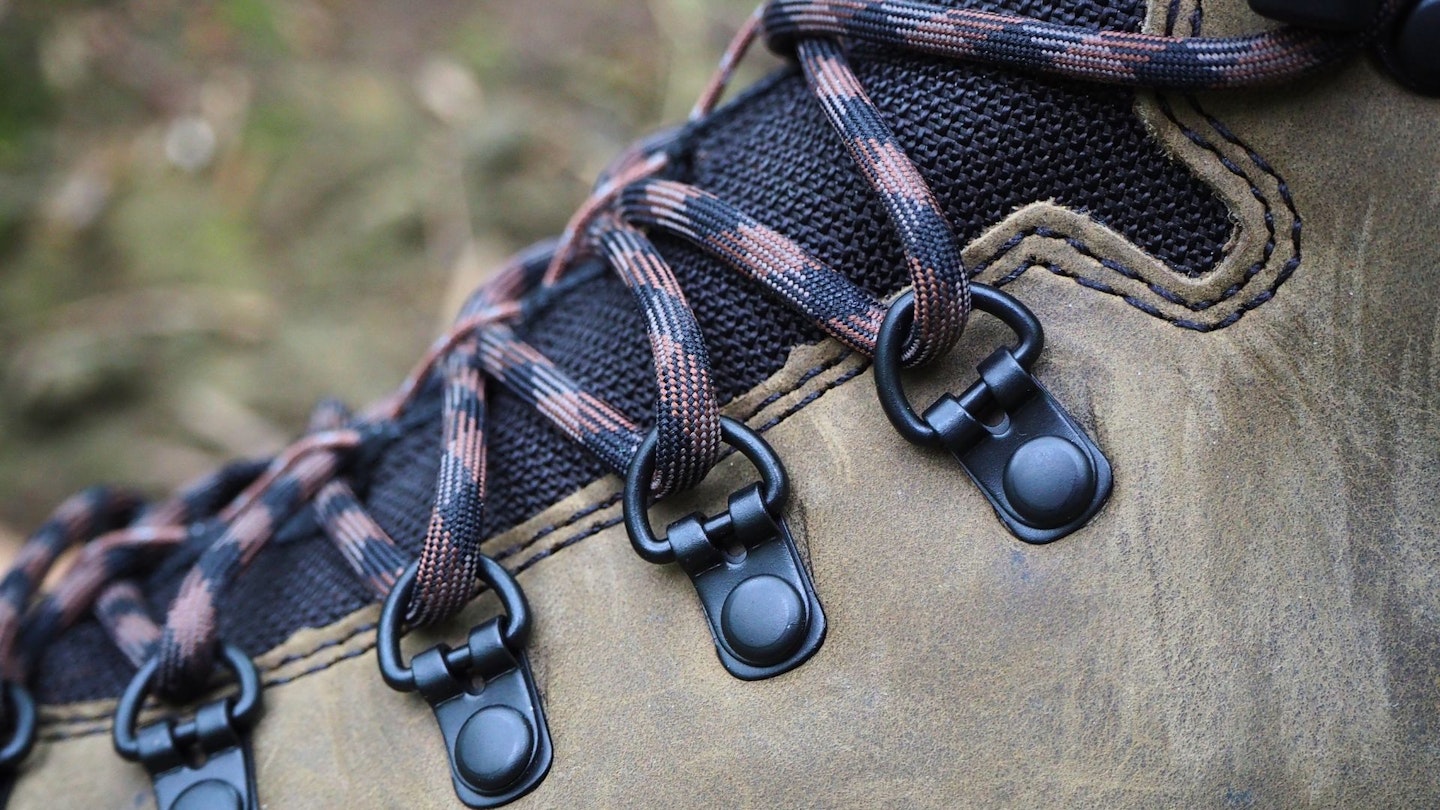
[0,0,1402,773]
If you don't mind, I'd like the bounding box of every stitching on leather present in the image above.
[980,93,1301,332]
[265,621,378,671]
[489,348,857,567]
[755,363,866,432]
[38,351,864,741]
[512,514,626,577]
[974,0,1296,331]
[730,352,853,423]
[492,494,623,563]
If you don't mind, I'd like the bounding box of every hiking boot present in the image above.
[3,0,1438,806]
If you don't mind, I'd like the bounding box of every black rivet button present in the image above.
[1002,436,1097,529]
[455,706,534,793]
[1395,0,1440,96]
[173,779,242,810]
[720,575,806,666]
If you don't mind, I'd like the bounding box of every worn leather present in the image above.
[14,0,1440,806]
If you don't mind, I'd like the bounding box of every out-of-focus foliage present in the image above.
[0,0,764,537]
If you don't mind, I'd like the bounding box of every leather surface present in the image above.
[13,0,1440,806]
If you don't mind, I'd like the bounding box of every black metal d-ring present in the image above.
[874,285,1044,446]
[112,642,262,762]
[377,557,532,693]
[622,414,823,681]
[623,416,790,565]
[872,283,1111,545]
[0,682,36,770]
[375,557,552,808]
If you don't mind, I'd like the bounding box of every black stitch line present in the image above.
[755,363,866,433]
[1157,97,1282,303]
[513,515,626,577]
[983,220,1262,316]
[979,95,1302,332]
[40,354,863,740]
[37,719,106,738]
[492,494,622,563]
[990,92,1296,334]
[505,360,867,577]
[963,17,1300,334]
[266,621,378,670]
[261,643,376,690]
[36,621,386,730]
[38,723,107,742]
[977,116,1281,314]
[1191,105,1304,320]
[489,349,854,565]
[731,351,852,423]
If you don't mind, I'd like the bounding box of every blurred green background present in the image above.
[0,0,764,544]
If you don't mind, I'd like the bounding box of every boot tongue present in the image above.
[36,0,1237,705]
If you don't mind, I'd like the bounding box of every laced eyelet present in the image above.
[623,416,789,565]
[377,559,532,692]
[112,643,263,810]
[376,559,552,808]
[112,643,262,762]
[873,284,1111,544]
[623,416,826,680]
[873,285,1043,446]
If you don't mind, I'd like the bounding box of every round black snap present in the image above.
[455,705,535,793]
[172,779,242,810]
[1395,0,1440,96]
[1002,436,1096,529]
[720,575,806,666]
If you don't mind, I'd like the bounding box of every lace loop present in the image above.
[93,582,163,669]
[617,179,887,356]
[314,481,409,599]
[409,340,490,625]
[797,36,969,364]
[377,557,532,693]
[112,642,262,762]
[594,216,724,497]
[477,322,643,473]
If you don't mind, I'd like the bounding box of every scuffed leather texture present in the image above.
[14,0,1440,806]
